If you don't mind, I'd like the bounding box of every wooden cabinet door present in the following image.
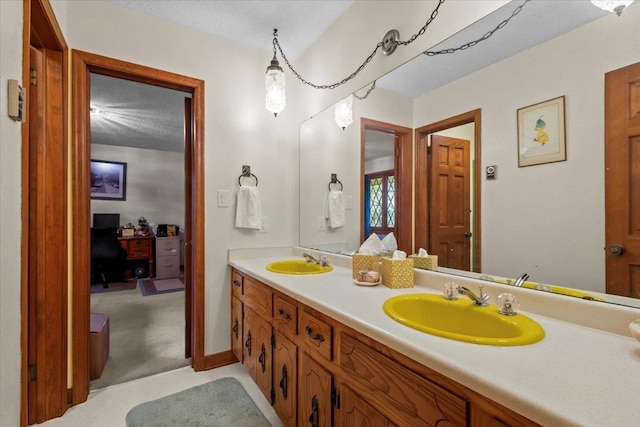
[231,296,243,362]
[253,311,273,403]
[336,383,392,427]
[244,306,272,403]
[299,353,332,427]
[273,332,297,427]
[243,306,257,380]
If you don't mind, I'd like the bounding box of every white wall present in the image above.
[0,1,24,424]
[90,144,185,228]
[413,5,640,292]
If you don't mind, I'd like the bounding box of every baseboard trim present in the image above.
[203,350,238,370]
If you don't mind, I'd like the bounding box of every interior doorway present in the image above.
[70,50,206,406]
[88,73,190,389]
[415,109,482,273]
[360,118,413,253]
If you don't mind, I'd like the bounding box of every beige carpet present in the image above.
[90,284,190,390]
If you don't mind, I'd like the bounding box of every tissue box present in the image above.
[380,257,414,289]
[352,253,380,278]
[409,254,438,271]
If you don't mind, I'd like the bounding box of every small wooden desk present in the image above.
[118,234,155,278]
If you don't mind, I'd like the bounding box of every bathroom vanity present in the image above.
[229,247,640,426]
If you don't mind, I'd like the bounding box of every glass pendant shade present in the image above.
[590,0,634,15]
[265,57,286,117]
[334,95,354,130]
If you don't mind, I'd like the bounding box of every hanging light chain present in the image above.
[271,0,529,91]
[273,30,381,90]
[396,0,446,47]
[425,0,529,56]
[353,80,376,101]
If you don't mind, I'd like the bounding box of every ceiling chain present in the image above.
[271,0,530,91]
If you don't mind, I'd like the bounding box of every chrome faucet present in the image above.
[303,253,319,264]
[458,284,490,306]
[513,273,529,287]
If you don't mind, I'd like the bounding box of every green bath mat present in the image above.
[126,377,271,426]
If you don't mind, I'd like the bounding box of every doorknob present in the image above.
[464,232,473,238]
[608,245,624,256]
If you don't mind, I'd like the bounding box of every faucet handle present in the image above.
[498,292,519,316]
[442,282,459,300]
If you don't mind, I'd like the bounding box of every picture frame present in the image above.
[90,159,127,200]
[517,96,566,167]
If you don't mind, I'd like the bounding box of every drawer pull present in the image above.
[233,280,241,287]
[305,326,325,344]
[279,364,288,399]
[258,343,266,373]
[277,309,292,320]
[245,330,252,356]
[232,319,239,339]
[308,395,319,427]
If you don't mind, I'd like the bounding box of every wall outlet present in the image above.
[259,217,268,233]
[317,217,326,231]
[345,195,353,210]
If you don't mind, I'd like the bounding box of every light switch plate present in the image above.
[317,217,326,231]
[217,189,230,207]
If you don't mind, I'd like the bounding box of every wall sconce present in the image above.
[590,0,634,15]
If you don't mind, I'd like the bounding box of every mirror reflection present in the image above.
[299,1,640,308]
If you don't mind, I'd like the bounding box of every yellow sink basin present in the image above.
[266,260,333,275]
[383,294,545,346]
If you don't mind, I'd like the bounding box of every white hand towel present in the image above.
[235,185,262,229]
[325,190,345,228]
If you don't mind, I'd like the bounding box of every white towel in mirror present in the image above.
[325,190,345,228]
[235,184,262,229]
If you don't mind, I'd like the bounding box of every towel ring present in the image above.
[238,165,258,187]
[238,173,258,187]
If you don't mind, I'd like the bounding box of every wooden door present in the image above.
[605,61,640,299]
[335,383,391,427]
[429,135,471,270]
[273,332,297,427]
[299,353,333,427]
[243,307,257,380]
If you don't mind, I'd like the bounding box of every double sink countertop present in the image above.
[228,247,640,427]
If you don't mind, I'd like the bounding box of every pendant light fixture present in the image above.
[590,0,634,15]
[265,48,286,117]
[334,95,354,130]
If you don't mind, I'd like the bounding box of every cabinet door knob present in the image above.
[278,308,292,320]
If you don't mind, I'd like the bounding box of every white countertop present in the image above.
[228,247,640,427]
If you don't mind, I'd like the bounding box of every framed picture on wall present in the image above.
[517,96,566,167]
[90,159,127,200]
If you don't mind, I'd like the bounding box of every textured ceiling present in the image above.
[90,0,620,152]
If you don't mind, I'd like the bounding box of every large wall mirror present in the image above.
[299,1,640,308]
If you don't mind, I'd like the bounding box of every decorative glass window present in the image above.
[366,170,395,236]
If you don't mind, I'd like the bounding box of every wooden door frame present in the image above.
[415,109,482,273]
[70,50,206,405]
[21,0,68,425]
[360,118,413,253]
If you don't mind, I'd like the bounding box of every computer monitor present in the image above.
[93,213,120,229]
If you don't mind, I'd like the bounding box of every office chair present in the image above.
[91,227,127,288]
